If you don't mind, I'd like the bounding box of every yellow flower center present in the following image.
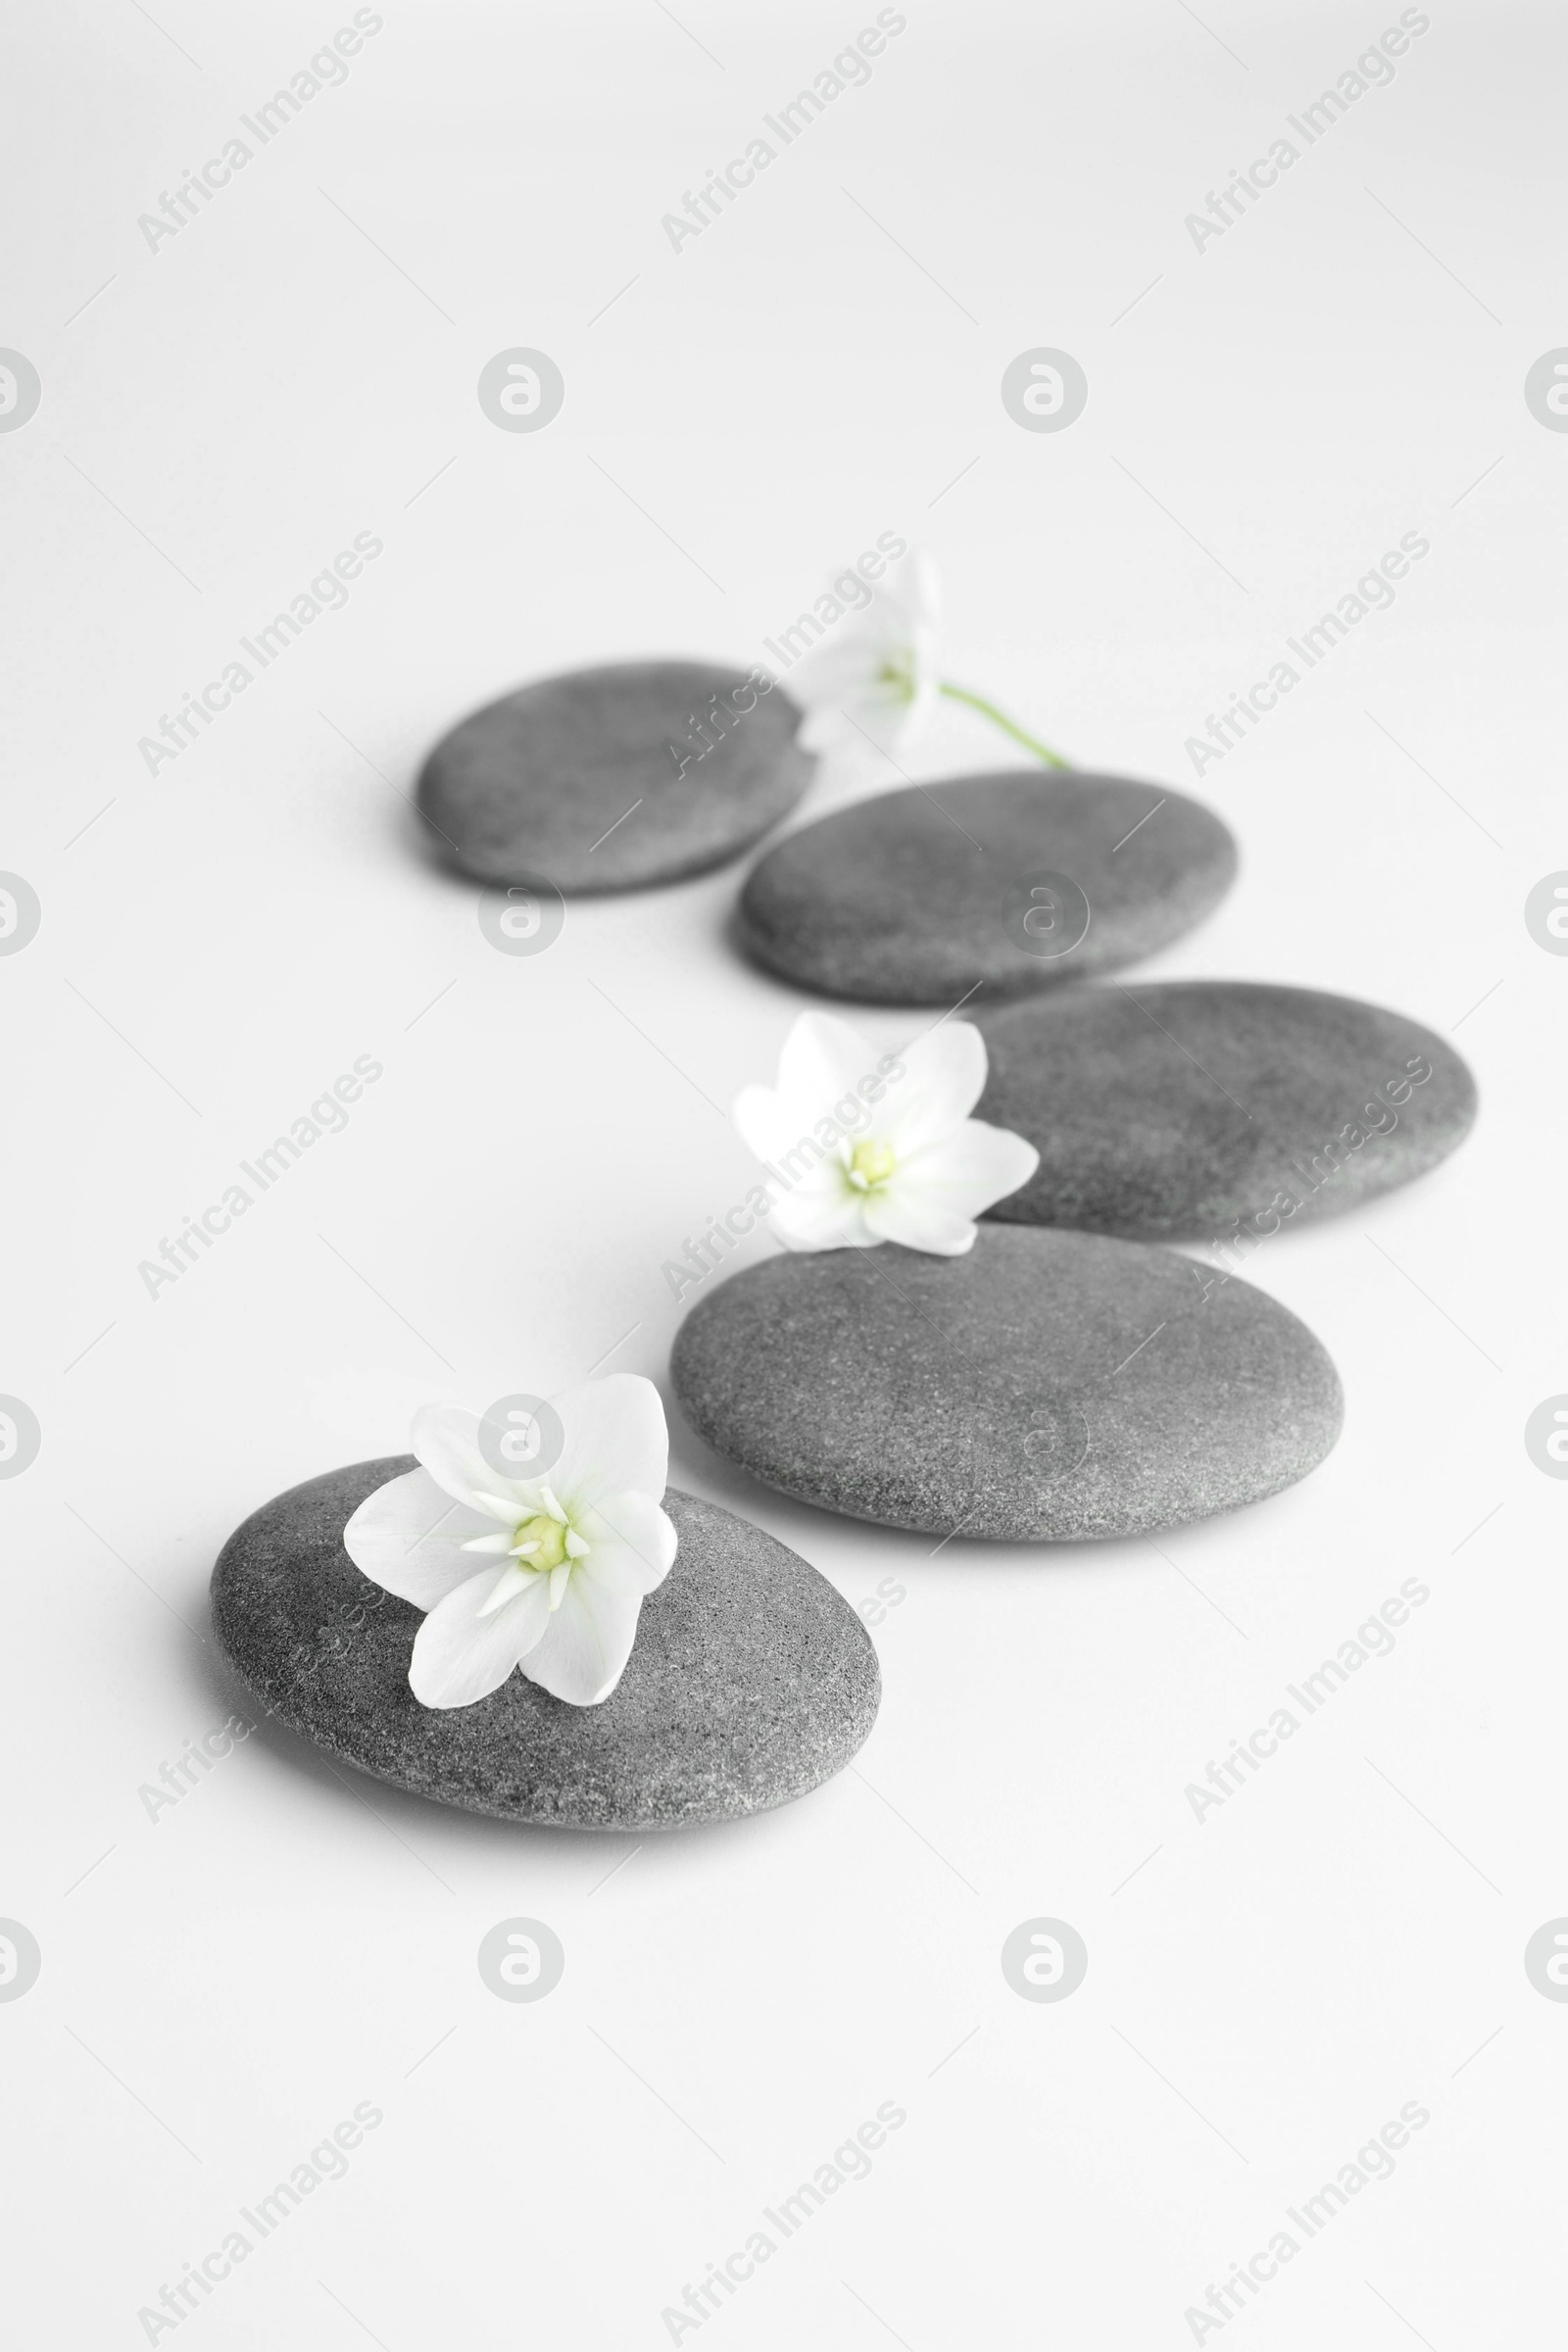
[514,1513,568,1573]
[848,1137,898,1192]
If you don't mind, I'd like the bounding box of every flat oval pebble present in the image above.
[738,769,1237,1004]
[211,1466,878,1830]
[417,660,813,891]
[976,981,1477,1241]
[671,1227,1342,1542]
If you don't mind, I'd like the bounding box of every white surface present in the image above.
[3,2,1562,2345]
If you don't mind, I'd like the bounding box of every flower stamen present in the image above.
[847,1137,898,1193]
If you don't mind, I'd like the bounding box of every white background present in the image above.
[3,1,1562,2344]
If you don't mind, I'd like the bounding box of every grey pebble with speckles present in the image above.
[417,660,813,891]
[737,769,1237,1004]
[976,980,1477,1240]
[670,1227,1342,1542]
[211,1464,878,1830]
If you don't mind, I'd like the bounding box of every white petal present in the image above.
[860,1188,977,1254]
[477,1560,535,1617]
[881,1020,989,1154]
[882,546,941,636]
[547,1373,668,1514]
[342,1468,501,1610]
[517,1559,645,1707]
[770,1181,873,1252]
[460,1530,515,1555]
[577,1492,679,1593]
[409,1403,494,1510]
[731,1080,796,1165]
[408,1566,553,1708]
[902,1118,1041,1215]
[776,1010,883,1131]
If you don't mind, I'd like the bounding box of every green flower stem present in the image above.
[938,680,1070,768]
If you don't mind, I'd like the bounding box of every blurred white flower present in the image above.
[343,1377,676,1709]
[734,1010,1039,1256]
[789,548,941,753]
[786,548,1068,766]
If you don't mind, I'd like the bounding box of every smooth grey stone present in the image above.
[977,981,1477,1241]
[738,769,1236,1004]
[670,1227,1341,1541]
[210,1465,878,1831]
[417,660,813,892]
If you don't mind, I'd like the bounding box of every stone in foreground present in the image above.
[417,660,813,891]
[211,1467,878,1830]
[670,1227,1342,1541]
[976,981,1477,1240]
[738,769,1236,1003]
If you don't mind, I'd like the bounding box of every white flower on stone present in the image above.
[789,549,942,753]
[733,1010,1039,1256]
[342,1376,677,1710]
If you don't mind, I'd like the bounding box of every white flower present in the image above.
[733,1011,1039,1256]
[342,1376,677,1710]
[788,549,941,753]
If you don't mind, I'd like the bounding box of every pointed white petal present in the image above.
[576,1492,679,1593]
[770,1181,873,1252]
[546,1374,668,1514]
[881,1020,989,1153]
[471,1488,532,1523]
[860,1188,978,1254]
[477,1560,535,1617]
[342,1469,499,1610]
[517,1550,650,1707]
[460,1530,515,1555]
[409,1403,495,1510]
[407,1567,553,1708]
[775,1010,885,1138]
[901,1118,1041,1215]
